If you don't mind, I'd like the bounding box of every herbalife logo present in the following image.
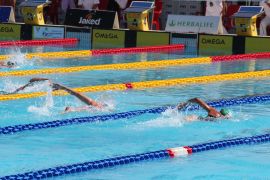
[79,13,101,25]
[169,19,213,28]
[169,20,176,27]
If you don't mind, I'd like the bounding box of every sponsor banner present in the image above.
[136,31,170,47]
[166,15,222,34]
[32,26,65,39]
[245,37,270,53]
[92,29,125,49]
[65,9,119,29]
[199,34,233,56]
[0,23,21,40]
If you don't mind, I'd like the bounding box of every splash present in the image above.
[6,48,33,68]
[27,81,54,116]
[138,107,185,128]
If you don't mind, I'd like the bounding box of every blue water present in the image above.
[0,47,270,179]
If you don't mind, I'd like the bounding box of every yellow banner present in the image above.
[245,37,270,53]
[199,35,233,56]
[0,24,21,40]
[136,31,170,47]
[92,29,125,49]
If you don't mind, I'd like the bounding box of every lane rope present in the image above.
[0,93,269,136]
[1,51,270,77]
[2,133,269,179]
[0,38,78,47]
[1,70,270,101]
[0,44,184,61]
[0,57,211,77]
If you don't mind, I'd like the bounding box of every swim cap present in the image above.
[7,61,15,66]
[220,109,229,116]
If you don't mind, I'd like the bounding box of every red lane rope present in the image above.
[91,44,185,55]
[0,38,78,47]
[211,52,270,62]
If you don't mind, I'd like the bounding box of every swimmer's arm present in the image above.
[53,84,102,108]
[189,98,215,112]
[13,78,51,93]
[189,98,220,118]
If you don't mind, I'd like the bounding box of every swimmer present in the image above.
[0,61,16,68]
[52,83,103,112]
[177,98,231,121]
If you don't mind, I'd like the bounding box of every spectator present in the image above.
[260,0,270,36]
[48,0,60,24]
[78,0,100,10]
[61,0,76,13]
[0,0,16,8]
[0,0,16,16]
[107,0,128,23]
[205,0,228,34]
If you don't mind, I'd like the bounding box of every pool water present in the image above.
[0,45,270,179]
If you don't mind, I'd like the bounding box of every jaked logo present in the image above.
[79,13,101,25]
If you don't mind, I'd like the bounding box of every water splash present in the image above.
[138,107,185,128]
[27,81,54,116]
[5,48,33,69]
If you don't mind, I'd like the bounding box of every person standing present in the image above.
[205,0,228,34]
[49,0,60,24]
[77,0,100,10]
[260,0,270,36]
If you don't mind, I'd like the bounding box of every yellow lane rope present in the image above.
[0,50,92,61]
[0,70,269,101]
[0,57,212,77]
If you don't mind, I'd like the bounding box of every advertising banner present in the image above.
[65,9,119,29]
[0,23,21,40]
[199,34,233,56]
[245,37,270,53]
[136,31,170,47]
[166,15,222,34]
[32,26,65,39]
[92,29,125,49]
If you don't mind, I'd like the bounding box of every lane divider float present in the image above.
[1,51,270,77]
[0,44,184,61]
[2,133,270,179]
[0,38,78,47]
[0,93,269,136]
[0,57,211,77]
[1,70,270,101]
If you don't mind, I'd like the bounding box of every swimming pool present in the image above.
[1,45,270,179]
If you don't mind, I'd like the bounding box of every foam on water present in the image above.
[27,81,54,116]
[137,107,185,128]
[6,49,33,69]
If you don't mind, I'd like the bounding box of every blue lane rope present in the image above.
[1,93,270,136]
[2,133,270,179]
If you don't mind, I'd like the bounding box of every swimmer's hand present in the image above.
[29,78,50,83]
[177,102,190,110]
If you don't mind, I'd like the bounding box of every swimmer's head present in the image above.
[7,61,15,66]
[220,108,230,116]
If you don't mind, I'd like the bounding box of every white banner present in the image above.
[165,15,224,34]
[33,26,65,39]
